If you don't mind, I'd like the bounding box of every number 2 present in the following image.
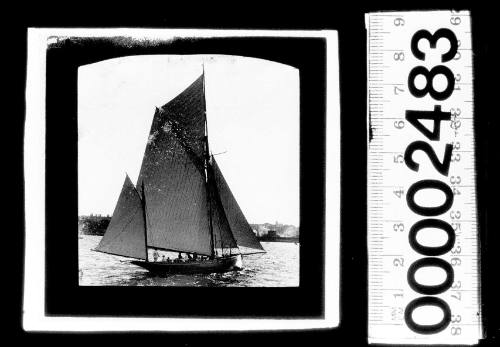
[404,141,453,176]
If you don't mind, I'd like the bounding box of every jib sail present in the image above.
[95,174,147,260]
[212,158,266,254]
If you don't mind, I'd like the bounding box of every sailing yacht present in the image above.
[94,71,266,274]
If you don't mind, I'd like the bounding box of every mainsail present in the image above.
[156,75,206,162]
[95,174,147,260]
[137,106,212,256]
[99,73,264,259]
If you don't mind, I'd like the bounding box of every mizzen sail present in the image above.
[212,158,266,254]
[95,174,147,260]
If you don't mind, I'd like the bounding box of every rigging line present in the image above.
[212,150,227,156]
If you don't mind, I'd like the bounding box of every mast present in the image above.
[141,180,149,262]
[202,64,216,259]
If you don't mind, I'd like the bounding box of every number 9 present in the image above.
[394,17,405,26]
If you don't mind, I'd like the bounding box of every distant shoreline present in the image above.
[257,236,299,243]
[79,215,300,241]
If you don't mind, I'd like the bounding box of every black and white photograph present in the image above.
[22,28,339,332]
[78,55,300,287]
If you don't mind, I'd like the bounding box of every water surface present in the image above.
[79,235,299,287]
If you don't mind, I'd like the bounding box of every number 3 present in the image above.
[411,28,458,62]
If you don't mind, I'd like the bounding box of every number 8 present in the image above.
[408,65,455,101]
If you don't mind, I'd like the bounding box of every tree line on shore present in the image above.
[78,215,299,238]
[78,215,111,235]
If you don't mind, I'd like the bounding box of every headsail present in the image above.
[95,174,147,260]
[136,77,213,256]
[207,174,238,251]
[212,158,266,254]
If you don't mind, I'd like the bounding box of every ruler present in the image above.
[367,11,482,344]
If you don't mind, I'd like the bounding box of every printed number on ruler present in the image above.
[367,11,481,344]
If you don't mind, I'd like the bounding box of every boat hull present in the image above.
[130,254,242,275]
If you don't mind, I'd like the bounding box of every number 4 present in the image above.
[406,105,451,141]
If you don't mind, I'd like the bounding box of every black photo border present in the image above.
[45,35,327,318]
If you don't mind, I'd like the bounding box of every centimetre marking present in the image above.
[367,11,480,344]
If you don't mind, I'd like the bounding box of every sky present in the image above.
[78,54,300,226]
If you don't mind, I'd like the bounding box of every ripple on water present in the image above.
[79,236,299,287]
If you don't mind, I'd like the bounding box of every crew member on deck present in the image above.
[153,249,159,262]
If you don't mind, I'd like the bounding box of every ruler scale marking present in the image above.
[367,11,481,345]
